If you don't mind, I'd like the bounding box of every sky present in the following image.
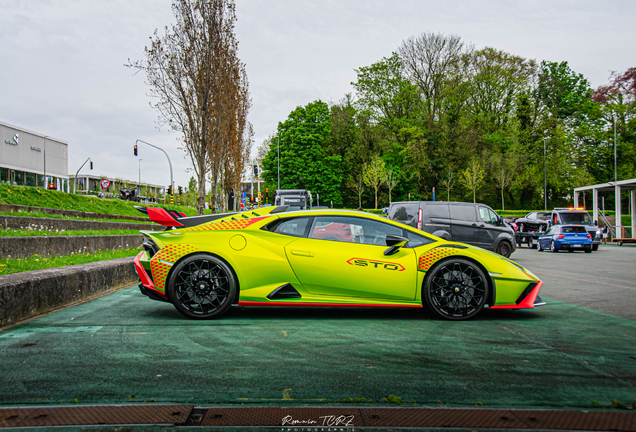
[1,0,634,190]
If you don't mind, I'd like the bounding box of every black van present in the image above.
[388,201,516,257]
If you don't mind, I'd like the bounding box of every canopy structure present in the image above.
[574,179,636,238]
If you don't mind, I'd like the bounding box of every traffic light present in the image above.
[134,145,138,156]
[167,185,172,195]
[253,165,259,177]
[178,186,183,195]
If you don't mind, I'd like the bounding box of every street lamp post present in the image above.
[138,159,143,197]
[73,157,92,194]
[544,137,547,211]
[135,139,174,196]
[42,136,49,188]
[277,134,280,191]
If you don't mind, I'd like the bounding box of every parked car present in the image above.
[387,201,516,257]
[135,206,544,321]
[550,208,601,251]
[515,211,551,248]
[537,225,593,253]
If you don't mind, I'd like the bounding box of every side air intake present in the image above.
[267,284,302,300]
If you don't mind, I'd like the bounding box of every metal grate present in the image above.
[0,404,191,428]
[1,405,636,430]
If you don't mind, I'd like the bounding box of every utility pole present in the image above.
[277,134,280,191]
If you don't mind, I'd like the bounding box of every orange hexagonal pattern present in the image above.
[181,216,271,232]
[150,244,198,292]
[418,247,461,271]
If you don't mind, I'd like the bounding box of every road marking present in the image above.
[534,272,636,290]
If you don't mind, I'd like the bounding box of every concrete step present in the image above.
[0,234,143,259]
[0,257,137,327]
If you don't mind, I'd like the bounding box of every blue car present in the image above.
[537,225,593,253]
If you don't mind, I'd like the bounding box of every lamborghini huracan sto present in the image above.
[133,206,545,321]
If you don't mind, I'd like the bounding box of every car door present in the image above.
[449,204,481,246]
[284,215,418,300]
[477,206,501,248]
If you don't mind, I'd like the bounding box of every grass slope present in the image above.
[0,246,142,275]
[0,183,196,218]
[0,228,139,237]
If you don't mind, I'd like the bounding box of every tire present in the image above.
[585,249,592,253]
[166,253,237,320]
[423,258,489,320]
[537,241,542,252]
[592,244,599,251]
[531,242,538,249]
[551,240,558,253]
[496,241,512,258]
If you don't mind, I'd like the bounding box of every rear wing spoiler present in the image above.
[135,205,292,229]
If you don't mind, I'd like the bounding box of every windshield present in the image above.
[559,212,592,224]
[537,212,551,219]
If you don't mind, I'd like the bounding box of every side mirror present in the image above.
[384,235,409,256]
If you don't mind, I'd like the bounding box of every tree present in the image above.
[363,155,386,209]
[383,164,399,202]
[261,101,344,205]
[127,0,249,215]
[346,173,365,209]
[188,176,197,206]
[490,152,519,210]
[438,167,456,201]
[460,157,485,203]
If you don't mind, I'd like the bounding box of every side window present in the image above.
[402,229,435,248]
[310,216,402,245]
[425,204,450,219]
[269,217,311,237]
[527,213,535,220]
[389,203,419,224]
[450,205,476,222]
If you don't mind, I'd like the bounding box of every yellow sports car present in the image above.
[133,206,544,320]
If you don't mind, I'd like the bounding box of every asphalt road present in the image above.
[511,243,636,320]
[0,244,635,410]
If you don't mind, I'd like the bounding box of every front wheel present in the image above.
[167,253,237,320]
[423,258,489,320]
[537,241,542,252]
[496,241,512,258]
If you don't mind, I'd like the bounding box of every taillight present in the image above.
[417,208,423,230]
[558,234,564,239]
[587,234,592,239]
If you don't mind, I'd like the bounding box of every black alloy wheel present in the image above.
[496,241,512,258]
[551,240,558,253]
[167,253,237,319]
[424,258,489,320]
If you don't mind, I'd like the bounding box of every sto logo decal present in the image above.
[346,257,405,271]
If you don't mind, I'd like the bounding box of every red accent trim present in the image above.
[346,257,406,272]
[491,280,543,310]
[147,207,184,227]
[238,301,422,308]
[134,251,167,297]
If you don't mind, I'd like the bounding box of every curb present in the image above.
[0,215,155,231]
[0,203,149,221]
[0,234,143,259]
[0,257,138,327]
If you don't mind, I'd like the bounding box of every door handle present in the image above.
[290,249,314,257]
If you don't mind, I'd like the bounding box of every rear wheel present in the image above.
[423,258,489,320]
[585,248,592,253]
[167,254,237,319]
[592,244,599,251]
[496,241,512,258]
[551,240,558,253]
